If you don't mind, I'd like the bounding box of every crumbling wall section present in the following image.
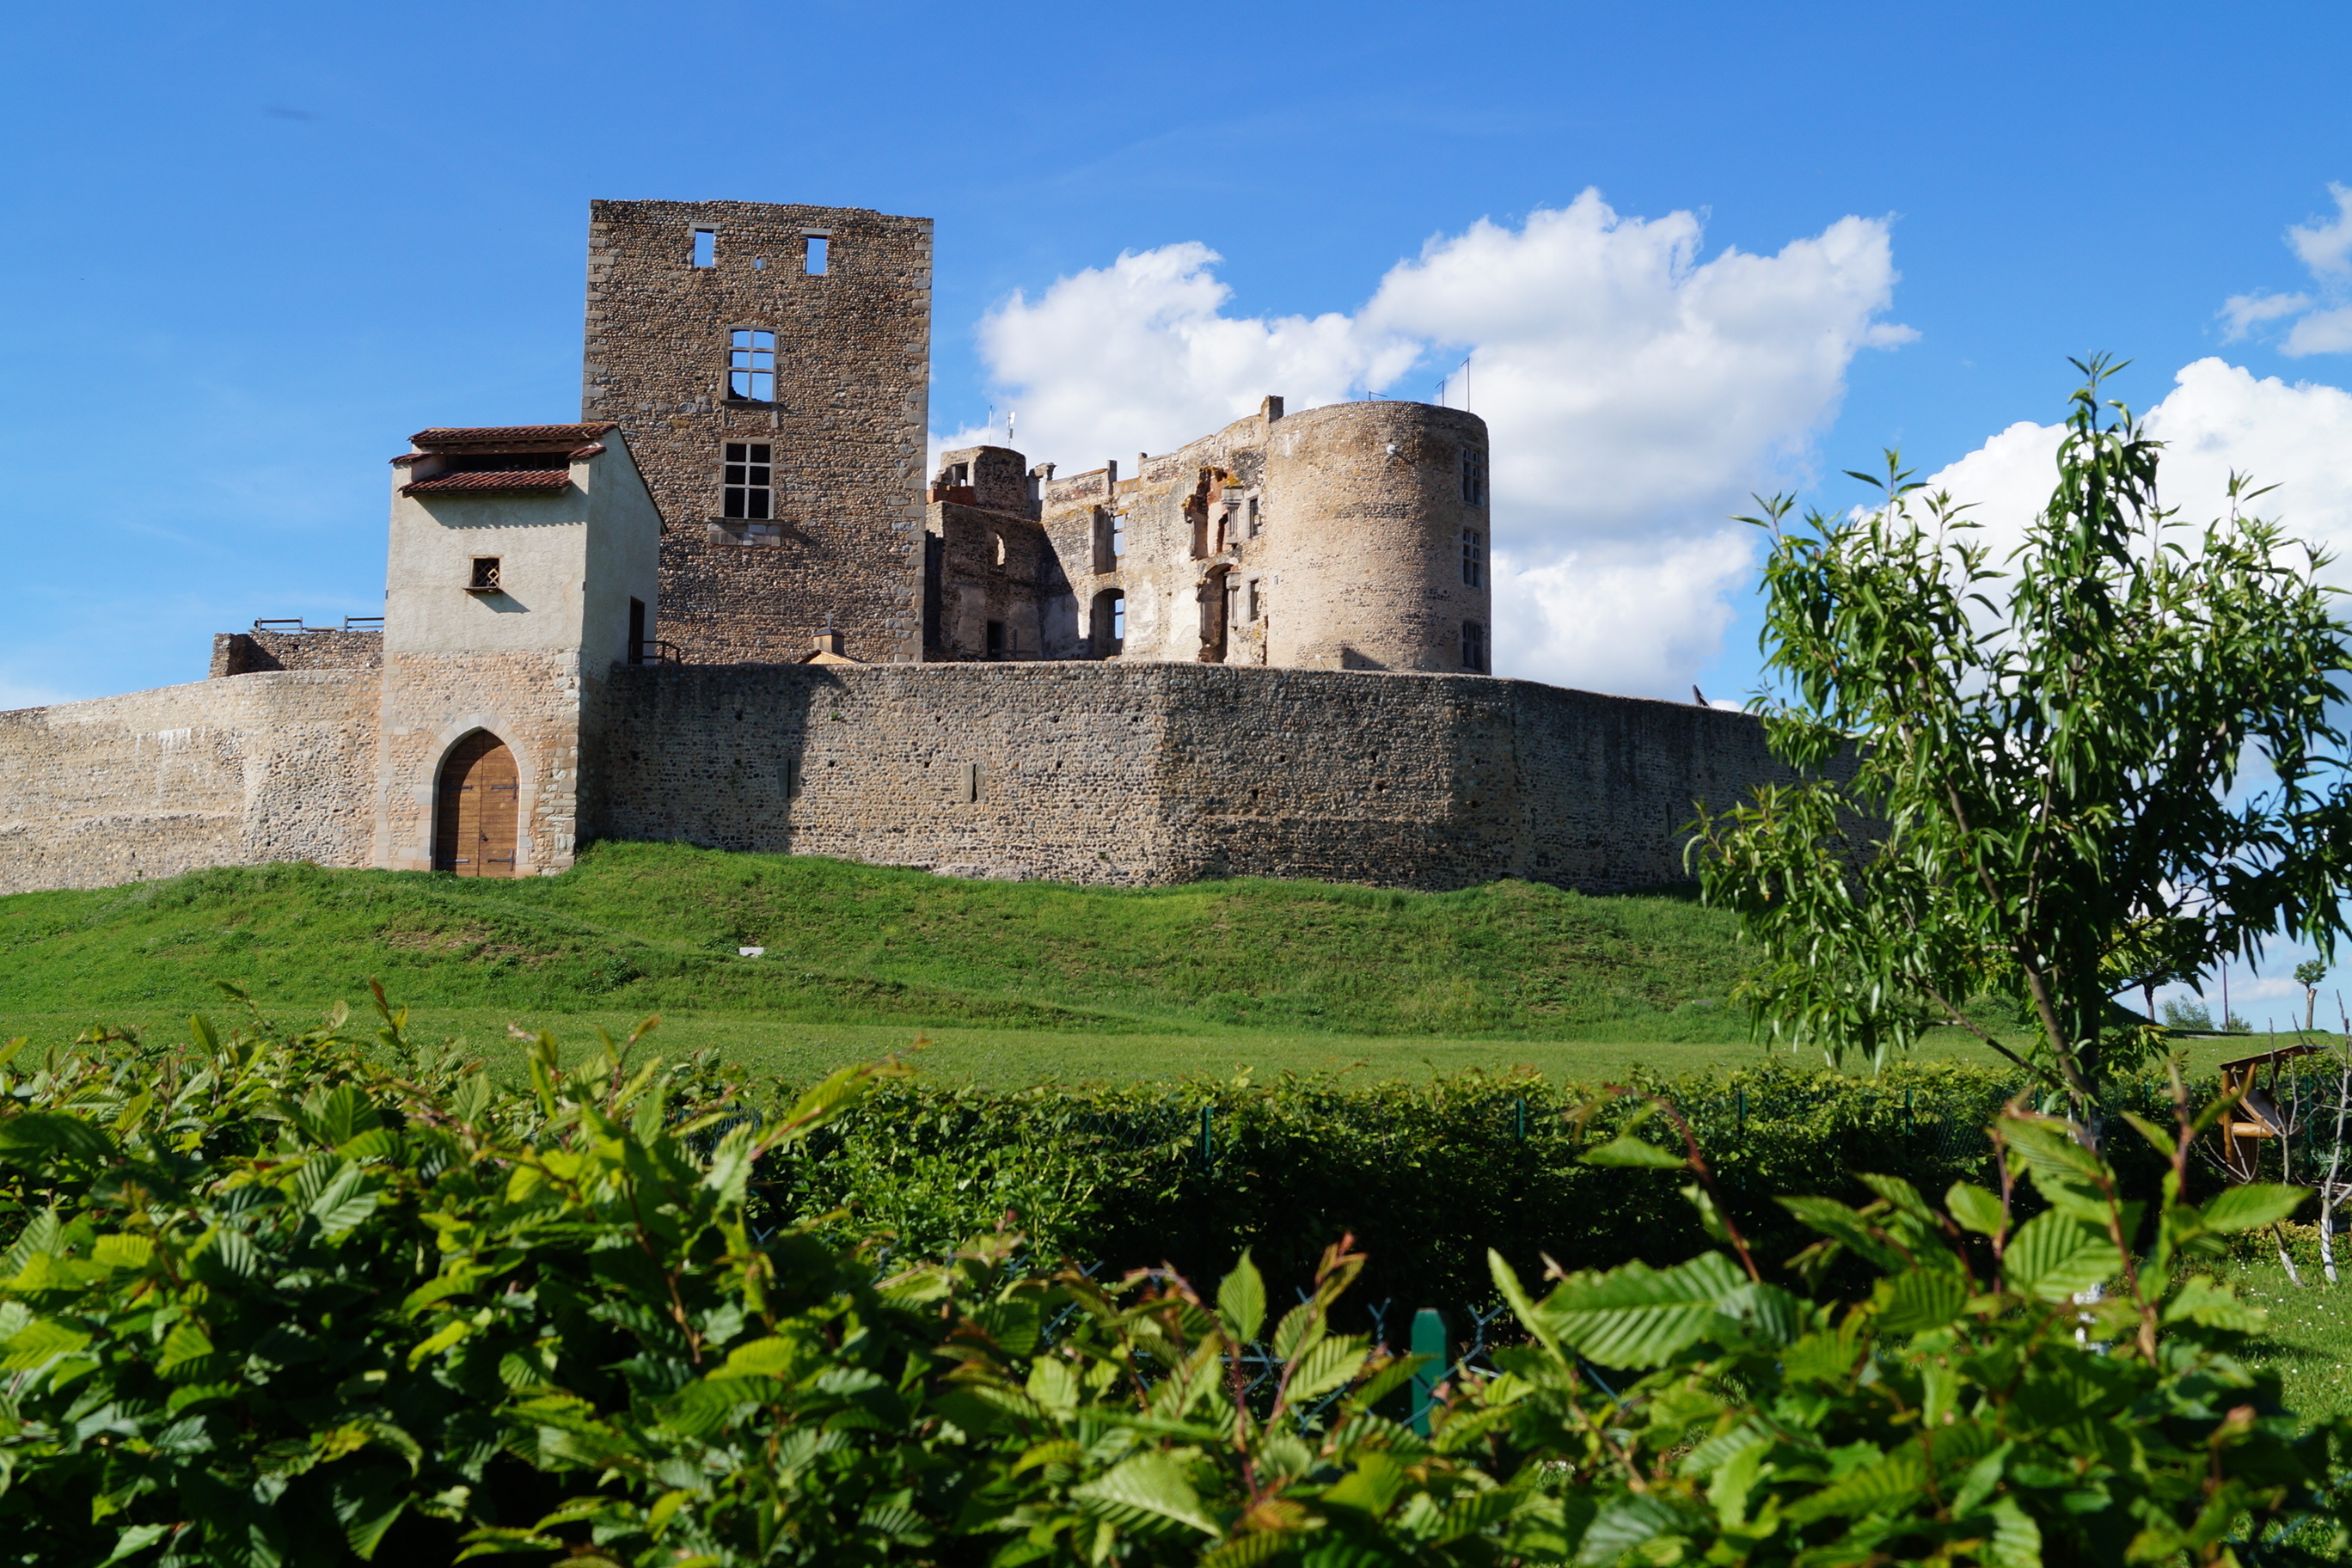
[0,672,379,895]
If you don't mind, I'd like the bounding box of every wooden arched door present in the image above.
[432,732,518,877]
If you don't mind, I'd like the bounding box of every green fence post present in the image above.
[1409,1308,1450,1436]
[1736,1087,1745,1135]
[1199,1104,1214,1167]
[1514,1097,1527,1142]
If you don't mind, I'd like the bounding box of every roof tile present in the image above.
[401,471,573,496]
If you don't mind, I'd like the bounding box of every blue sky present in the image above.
[8,0,2352,1008]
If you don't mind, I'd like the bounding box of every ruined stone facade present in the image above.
[582,200,932,666]
[0,195,1810,902]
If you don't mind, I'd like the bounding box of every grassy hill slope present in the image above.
[0,842,1758,1043]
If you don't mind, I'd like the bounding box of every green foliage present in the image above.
[1479,1086,2350,1565]
[1697,357,2352,1113]
[2167,999,2219,1032]
[0,996,957,1565]
[777,1060,2189,1324]
[0,1004,2331,1565]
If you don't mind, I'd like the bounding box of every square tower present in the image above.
[371,424,662,878]
[582,199,933,664]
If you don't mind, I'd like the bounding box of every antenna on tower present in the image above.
[1007,409,1016,446]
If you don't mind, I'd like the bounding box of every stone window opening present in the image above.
[723,442,773,520]
[1461,619,1488,672]
[628,597,646,665]
[1093,508,1124,573]
[1461,528,1485,588]
[1197,567,1231,662]
[1091,588,1125,655]
[728,329,775,401]
[959,761,983,803]
[467,557,501,594]
[985,619,1006,659]
[1246,578,1264,622]
[1246,496,1261,537]
[1461,449,1488,507]
[992,532,1006,567]
[944,461,970,486]
[804,234,829,274]
[692,229,716,268]
[780,754,803,797]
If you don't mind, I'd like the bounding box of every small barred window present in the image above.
[1461,528,1484,588]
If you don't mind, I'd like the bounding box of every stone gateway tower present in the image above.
[581,200,933,665]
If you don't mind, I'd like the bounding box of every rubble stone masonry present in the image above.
[0,672,378,895]
[582,199,931,665]
[590,663,1819,892]
[209,628,383,677]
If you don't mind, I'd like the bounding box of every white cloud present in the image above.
[2219,184,2352,355]
[2284,305,2352,358]
[2220,290,2312,340]
[946,191,1913,697]
[2289,183,2352,279]
[1921,356,2352,586]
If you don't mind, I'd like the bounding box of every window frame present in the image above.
[727,328,775,401]
[1461,619,1487,672]
[722,441,774,521]
[1461,449,1487,507]
[1461,527,1485,588]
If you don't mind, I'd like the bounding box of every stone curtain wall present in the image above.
[0,672,378,895]
[582,199,932,665]
[591,664,1823,892]
[592,663,1174,884]
[209,628,383,677]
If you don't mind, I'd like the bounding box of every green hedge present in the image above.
[775,1061,2204,1320]
[0,1006,2328,1566]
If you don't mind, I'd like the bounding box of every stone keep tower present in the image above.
[581,199,933,665]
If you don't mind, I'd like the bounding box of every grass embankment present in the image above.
[0,840,2242,1083]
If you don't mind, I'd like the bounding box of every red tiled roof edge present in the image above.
[407,421,620,446]
[399,471,573,496]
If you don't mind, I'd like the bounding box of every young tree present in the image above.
[1693,358,2352,1126]
[2299,957,2330,1032]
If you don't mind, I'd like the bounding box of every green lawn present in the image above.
[2230,1258,2352,1427]
[0,841,2279,1084]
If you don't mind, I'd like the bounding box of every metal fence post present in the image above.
[1514,1098,1527,1142]
[1409,1308,1450,1436]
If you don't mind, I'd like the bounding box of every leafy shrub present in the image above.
[781,1063,2196,1319]
[0,1004,2330,1565]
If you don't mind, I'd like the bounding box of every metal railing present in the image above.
[249,616,383,633]
[630,640,683,666]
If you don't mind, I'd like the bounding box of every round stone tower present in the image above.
[1258,401,1491,674]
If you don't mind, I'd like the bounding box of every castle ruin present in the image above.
[0,199,1814,897]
